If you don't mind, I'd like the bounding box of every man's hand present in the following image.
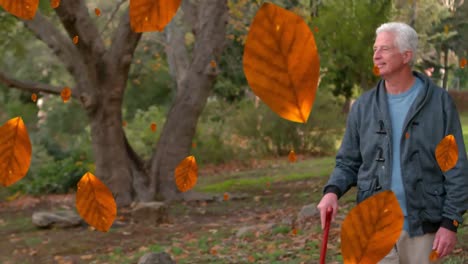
[317,193,338,229]
[433,227,457,258]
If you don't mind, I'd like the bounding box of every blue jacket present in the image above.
[324,72,468,237]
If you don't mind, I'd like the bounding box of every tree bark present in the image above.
[150,0,228,200]
[23,1,149,207]
[3,0,228,206]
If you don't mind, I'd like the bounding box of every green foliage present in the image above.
[0,88,39,127]
[232,88,345,157]
[124,56,174,119]
[192,100,238,165]
[313,0,392,97]
[124,105,167,160]
[0,10,31,59]
[271,225,291,235]
[11,153,90,195]
[213,75,246,103]
[3,95,93,195]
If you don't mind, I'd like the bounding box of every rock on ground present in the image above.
[32,210,83,229]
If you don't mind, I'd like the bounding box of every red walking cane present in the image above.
[320,207,333,264]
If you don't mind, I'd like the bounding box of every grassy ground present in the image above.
[459,113,468,144]
[0,155,466,264]
[1,112,467,263]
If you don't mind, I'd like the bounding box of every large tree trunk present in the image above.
[87,10,153,207]
[89,87,134,206]
[51,2,152,207]
[150,0,228,200]
[4,0,227,206]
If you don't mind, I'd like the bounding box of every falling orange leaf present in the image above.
[210,60,217,68]
[210,247,217,255]
[435,134,458,172]
[243,3,320,123]
[405,132,410,139]
[76,172,117,232]
[314,26,319,33]
[453,219,459,227]
[129,0,182,32]
[94,8,101,16]
[150,123,157,132]
[50,0,59,9]
[61,87,72,103]
[122,120,127,127]
[0,117,32,187]
[288,150,297,163]
[72,35,79,44]
[223,192,229,201]
[341,190,403,264]
[31,93,37,102]
[291,228,298,235]
[0,0,39,19]
[175,156,198,192]
[373,65,380,76]
[248,255,256,263]
[460,58,467,69]
[429,250,439,262]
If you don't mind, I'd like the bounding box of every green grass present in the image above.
[0,214,35,233]
[196,157,335,193]
[460,112,468,144]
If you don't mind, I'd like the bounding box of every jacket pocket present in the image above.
[357,178,375,203]
[421,183,445,222]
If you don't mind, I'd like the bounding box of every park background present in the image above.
[0,0,467,263]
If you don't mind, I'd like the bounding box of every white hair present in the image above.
[376,22,418,65]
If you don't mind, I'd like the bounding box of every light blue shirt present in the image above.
[387,76,423,231]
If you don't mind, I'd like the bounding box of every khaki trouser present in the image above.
[379,231,442,264]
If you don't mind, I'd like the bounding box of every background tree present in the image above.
[0,0,228,207]
[312,0,392,111]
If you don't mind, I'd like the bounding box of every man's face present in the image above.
[373,31,410,78]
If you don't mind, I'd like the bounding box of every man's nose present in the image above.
[373,51,381,60]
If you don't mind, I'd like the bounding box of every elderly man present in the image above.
[317,22,468,263]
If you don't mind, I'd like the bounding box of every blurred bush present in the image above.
[8,96,94,195]
[230,88,346,157]
[124,105,166,160]
[192,87,346,165]
[192,99,238,165]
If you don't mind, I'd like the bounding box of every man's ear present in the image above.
[403,51,413,64]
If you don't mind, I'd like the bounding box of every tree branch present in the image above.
[100,0,128,35]
[0,70,65,96]
[22,11,95,109]
[190,0,228,77]
[22,12,84,79]
[165,13,190,87]
[182,0,198,32]
[107,9,142,73]
[54,0,106,61]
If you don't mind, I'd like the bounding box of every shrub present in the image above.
[231,88,346,157]
[124,105,167,160]
[10,149,91,195]
[192,99,238,165]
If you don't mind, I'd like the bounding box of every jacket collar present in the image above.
[374,71,434,135]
